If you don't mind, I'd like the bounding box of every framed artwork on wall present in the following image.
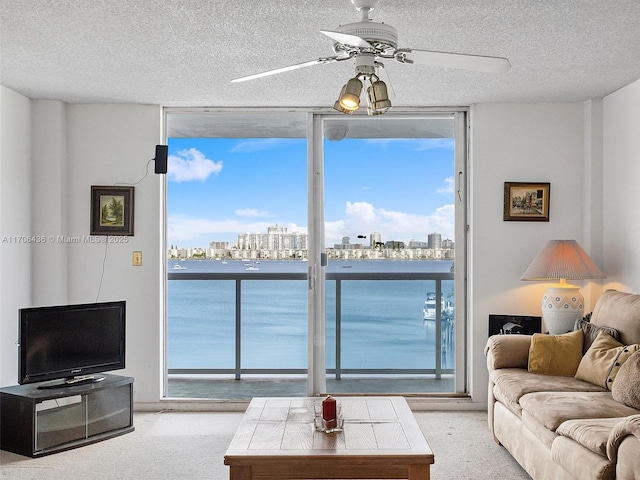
[503,182,550,222]
[90,186,135,236]
[488,314,543,337]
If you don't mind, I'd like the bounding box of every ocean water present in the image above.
[167,259,455,372]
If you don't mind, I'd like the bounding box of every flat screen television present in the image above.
[19,300,126,388]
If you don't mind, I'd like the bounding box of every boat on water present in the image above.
[172,264,187,270]
[245,265,259,271]
[423,292,454,321]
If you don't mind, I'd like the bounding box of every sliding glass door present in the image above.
[314,114,463,395]
[164,110,466,399]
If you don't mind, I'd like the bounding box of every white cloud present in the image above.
[168,148,223,183]
[169,202,453,248]
[437,176,455,194]
[325,201,454,246]
[235,208,272,218]
[167,214,307,247]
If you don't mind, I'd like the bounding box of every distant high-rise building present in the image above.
[427,232,442,250]
[408,240,429,249]
[370,232,382,248]
[237,224,307,251]
[209,241,230,250]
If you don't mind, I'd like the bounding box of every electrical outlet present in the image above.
[133,251,142,266]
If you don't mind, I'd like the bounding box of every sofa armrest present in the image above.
[485,334,532,371]
[607,414,640,463]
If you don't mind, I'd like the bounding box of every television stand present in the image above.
[0,374,133,457]
[37,375,106,389]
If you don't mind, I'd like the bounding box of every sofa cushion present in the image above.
[575,317,620,354]
[612,350,640,409]
[556,417,625,457]
[492,381,523,417]
[519,391,639,432]
[528,329,583,376]
[551,436,616,480]
[591,289,640,345]
[522,409,558,449]
[490,368,606,407]
[575,331,640,389]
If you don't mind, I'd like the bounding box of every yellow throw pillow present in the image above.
[528,330,584,376]
[574,331,640,389]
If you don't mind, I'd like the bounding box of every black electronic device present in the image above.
[154,144,168,174]
[18,301,126,388]
[488,314,542,337]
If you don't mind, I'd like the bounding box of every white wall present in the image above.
[602,79,640,292]
[0,96,164,404]
[32,100,69,305]
[0,86,32,387]
[468,103,587,402]
[63,104,164,404]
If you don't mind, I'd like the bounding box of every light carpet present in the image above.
[1,410,530,479]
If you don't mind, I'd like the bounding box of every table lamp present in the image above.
[521,240,605,334]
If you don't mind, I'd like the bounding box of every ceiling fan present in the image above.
[231,0,511,115]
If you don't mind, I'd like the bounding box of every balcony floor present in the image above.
[166,375,456,400]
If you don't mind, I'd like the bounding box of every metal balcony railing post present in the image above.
[435,280,442,380]
[235,279,241,380]
[335,279,342,380]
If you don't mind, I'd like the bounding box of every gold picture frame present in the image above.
[503,182,550,222]
[90,186,135,236]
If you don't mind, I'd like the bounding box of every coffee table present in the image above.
[224,396,434,480]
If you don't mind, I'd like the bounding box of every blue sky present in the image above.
[167,137,455,248]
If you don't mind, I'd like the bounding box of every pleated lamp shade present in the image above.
[521,240,605,334]
[521,240,605,281]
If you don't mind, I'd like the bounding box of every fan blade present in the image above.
[320,30,374,49]
[375,62,395,99]
[399,49,511,73]
[231,57,339,83]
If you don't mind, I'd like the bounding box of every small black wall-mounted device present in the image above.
[154,145,168,174]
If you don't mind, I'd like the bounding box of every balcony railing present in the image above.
[167,270,455,381]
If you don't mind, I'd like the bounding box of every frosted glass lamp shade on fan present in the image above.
[521,240,605,334]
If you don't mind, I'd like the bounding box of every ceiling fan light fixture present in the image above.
[333,99,355,115]
[339,77,363,110]
[367,79,392,113]
[333,86,355,114]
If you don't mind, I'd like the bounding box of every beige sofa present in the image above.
[485,289,640,480]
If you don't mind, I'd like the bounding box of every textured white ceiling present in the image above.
[2,0,640,108]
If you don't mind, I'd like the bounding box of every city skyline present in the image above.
[168,225,453,252]
[167,136,455,249]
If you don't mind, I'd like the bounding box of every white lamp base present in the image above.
[541,286,584,334]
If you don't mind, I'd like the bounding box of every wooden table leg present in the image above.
[229,465,252,480]
[408,464,430,480]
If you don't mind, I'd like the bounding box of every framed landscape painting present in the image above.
[90,186,135,235]
[503,182,550,222]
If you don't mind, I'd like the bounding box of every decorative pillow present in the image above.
[574,318,620,354]
[528,330,584,376]
[612,350,640,409]
[575,331,640,389]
